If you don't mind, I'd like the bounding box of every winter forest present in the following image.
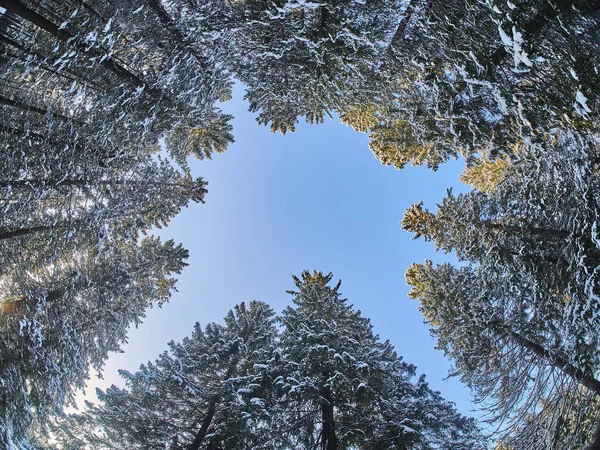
[0,0,599,448]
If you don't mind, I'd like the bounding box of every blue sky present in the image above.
[82,84,476,419]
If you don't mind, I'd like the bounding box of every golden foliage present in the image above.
[303,271,333,287]
[460,154,511,193]
[401,202,438,240]
[405,263,428,300]
[339,103,379,133]
[369,119,441,170]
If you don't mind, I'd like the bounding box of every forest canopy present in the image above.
[0,0,599,448]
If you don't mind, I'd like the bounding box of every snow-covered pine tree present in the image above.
[0,1,235,444]
[0,0,234,167]
[0,155,206,287]
[52,301,278,450]
[341,0,600,171]
[278,270,484,449]
[227,0,401,133]
[402,129,600,326]
[406,261,600,448]
[52,272,483,449]
[0,236,189,447]
[0,118,209,446]
[497,386,600,450]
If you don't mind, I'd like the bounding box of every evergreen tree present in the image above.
[53,301,278,450]
[401,128,600,444]
[0,1,235,444]
[497,386,600,450]
[0,236,189,447]
[52,272,483,449]
[277,270,483,449]
[228,0,401,133]
[402,130,600,327]
[406,261,600,447]
[0,0,234,167]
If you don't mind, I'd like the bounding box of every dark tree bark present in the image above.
[188,401,217,450]
[0,224,58,241]
[0,0,153,92]
[0,94,85,125]
[499,324,600,397]
[487,222,569,239]
[388,0,421,50]
[146,0,186,44]
[320,377,337,450]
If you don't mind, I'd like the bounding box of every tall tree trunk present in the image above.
[0,94,85,125]
[188,362,236,450]
[145,0,207,66]
[188,400,216,450]
[0,224,58,241]
[499,324,600,396]
[0,34,102,89]
[487,222,569,239]
[320,378,337,450]
[0,0,154,93]
[388,0,427,51]
[145,0,185,44]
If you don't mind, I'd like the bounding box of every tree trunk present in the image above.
[0,94,85,125]
[145,0,208,66]
[0,0,153,93]
[188,400,216,450]
[320,378,337,450]
[145,0,185,44]
[500,325,600,397]
[388,0,421,51]
[0,224,57,241]
[487,222,569,239]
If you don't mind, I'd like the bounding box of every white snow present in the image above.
[498,25,533,68]
[574,89,592,115]
[498,25,513,47]
[569,68,579,81]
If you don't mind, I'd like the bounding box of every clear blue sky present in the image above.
[81,84,477,419]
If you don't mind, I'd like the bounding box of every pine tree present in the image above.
[52,272,484,449]
[0,0,234,167]
[498,386,600,449]
[0,236,189,447]
[405,260,600,446]
[0,1,236,444]
[348,0,600,170]
[278,270,484,449]
[228,0,401,133]
[402,129,600,328]
[53,301,278,450]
